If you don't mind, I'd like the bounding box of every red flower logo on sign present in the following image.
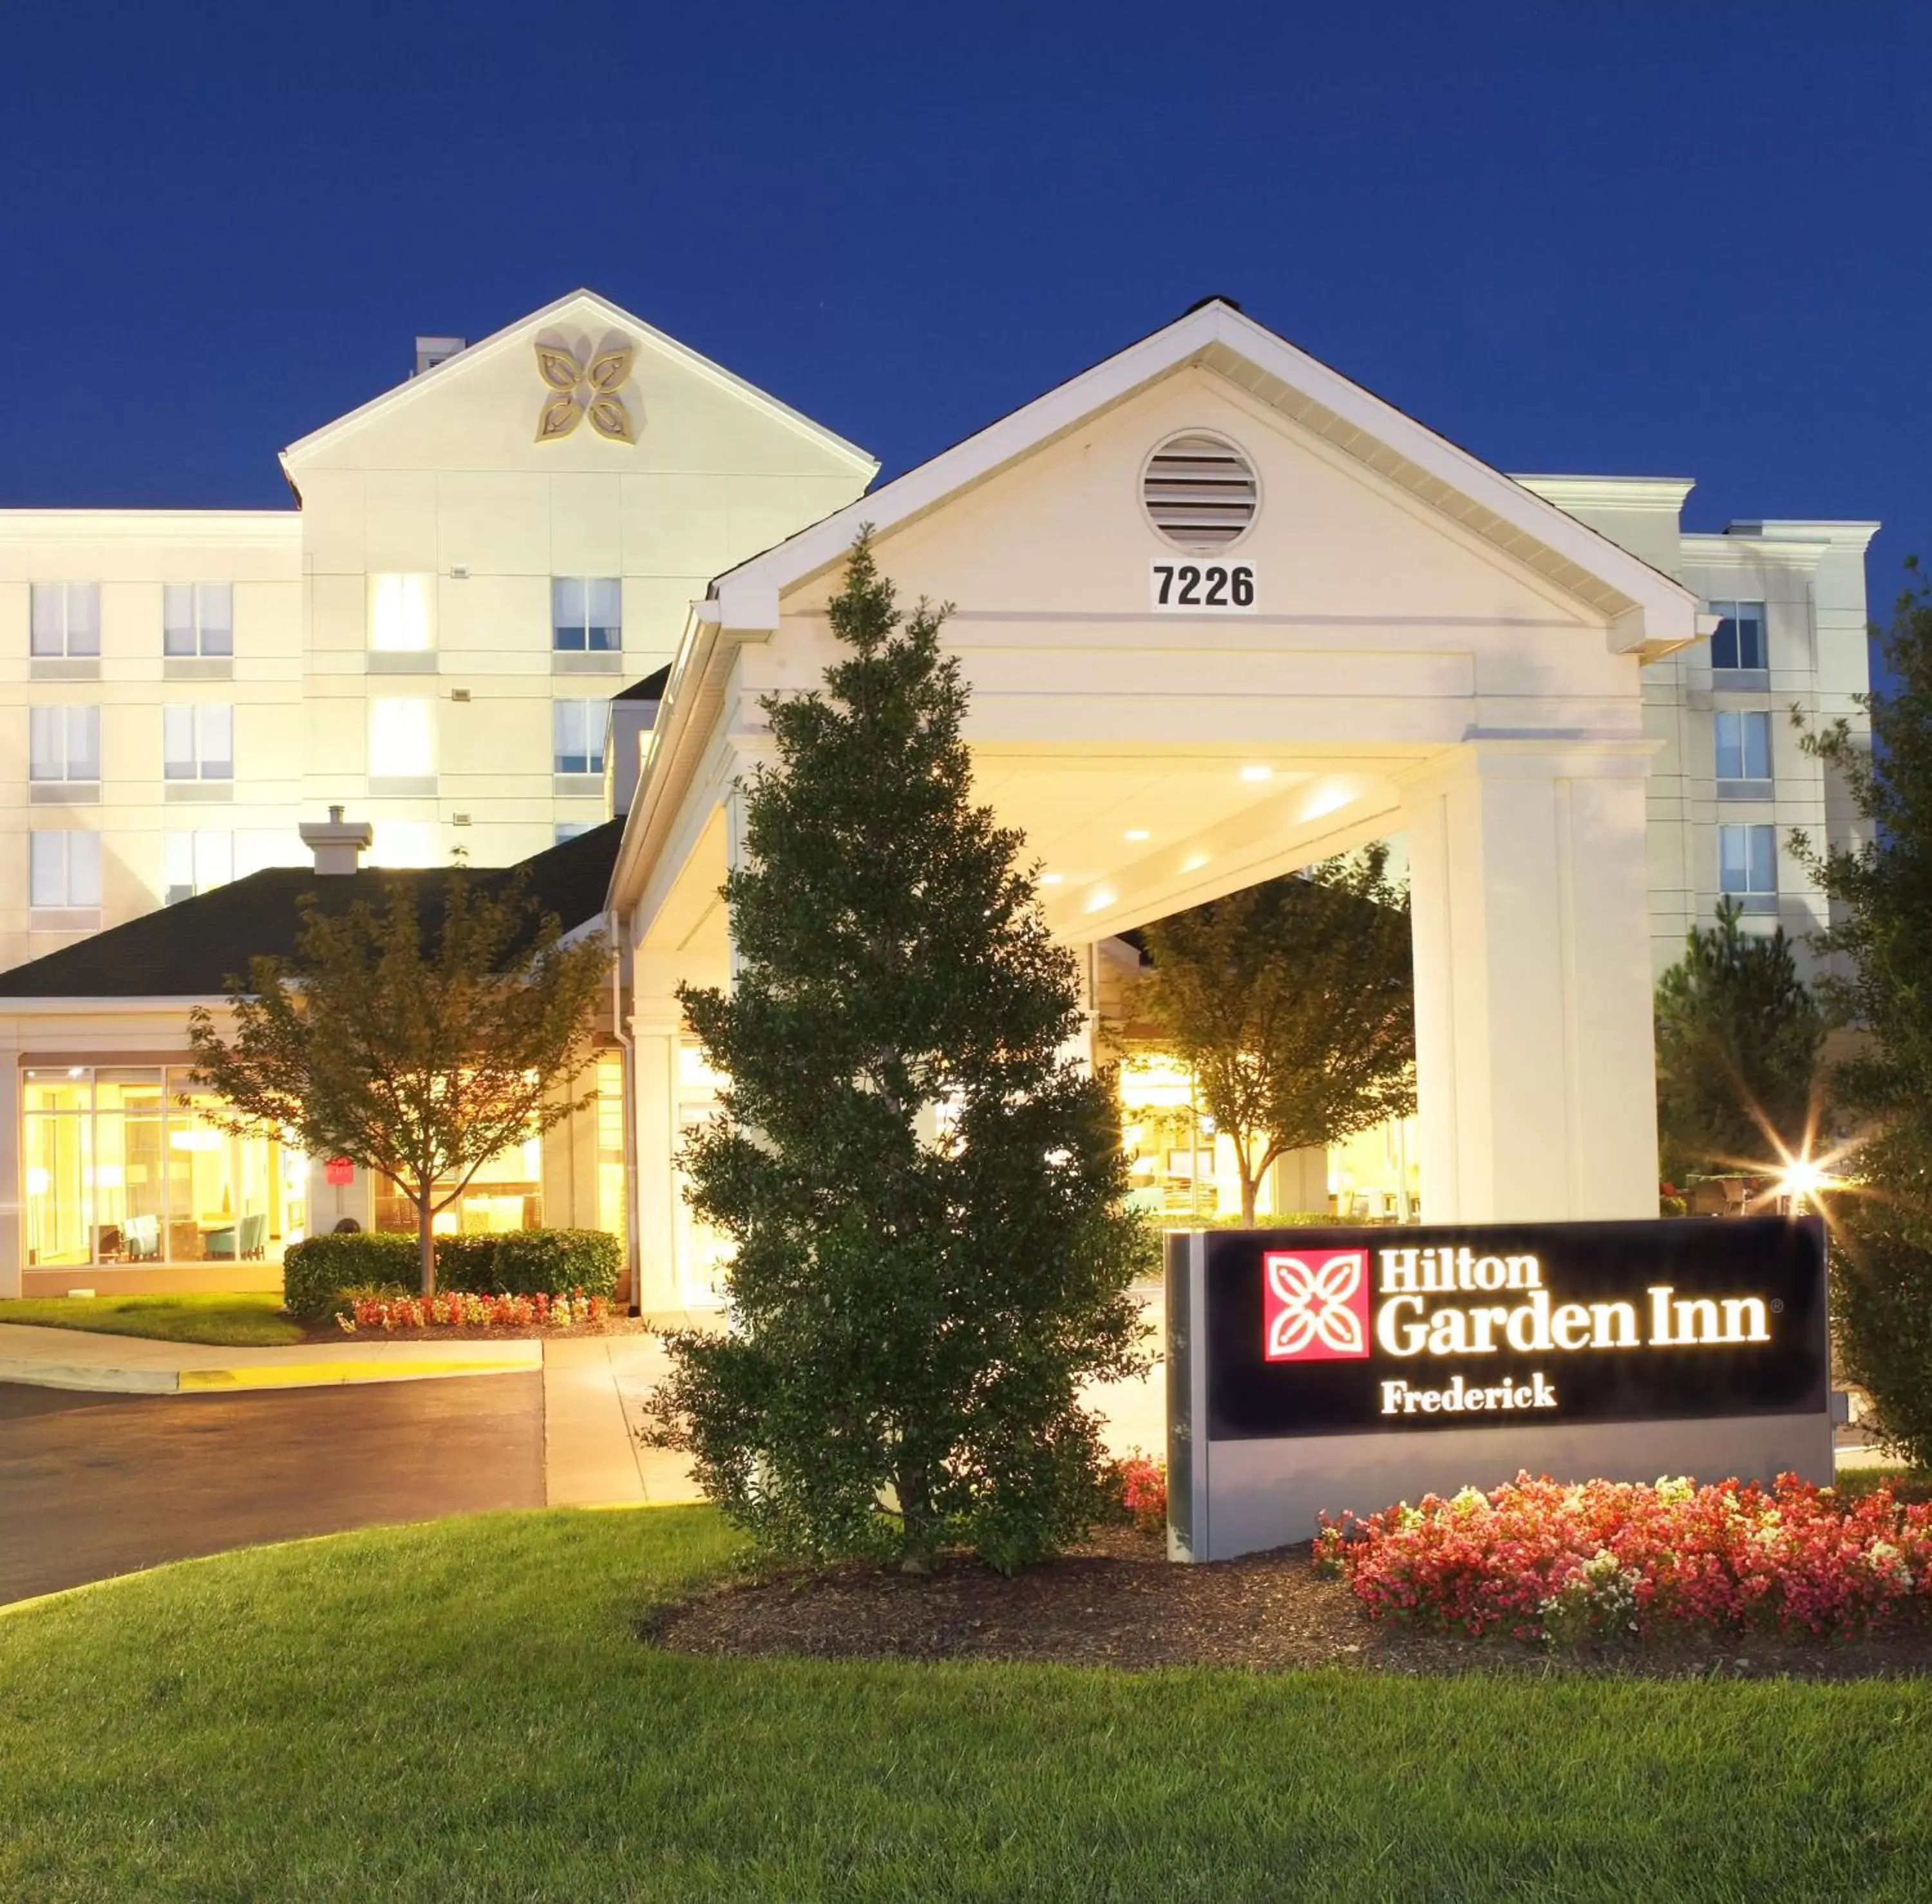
[1264,1250,1370,1362]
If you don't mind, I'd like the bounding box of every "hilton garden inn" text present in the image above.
[1373,1245,1772,1358]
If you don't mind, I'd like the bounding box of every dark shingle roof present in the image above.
[614,665,670,701]
[0,820,623,1001]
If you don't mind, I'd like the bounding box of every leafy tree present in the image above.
[650,533,1151,1574]
[187,870,609,1297]
[1795,563,1932,1460]
[1126,850,1415,1225]
[1653,900,1826,1181]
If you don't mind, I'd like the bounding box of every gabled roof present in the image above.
[278,287,877,476]
[610,298,1705,914]
[703,296,1698,649]
[0,821,623,1003]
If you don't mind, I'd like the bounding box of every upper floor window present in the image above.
[1709,600,1767,672]
[553,700,607,776]
[30,830,102,909]
[1718,823,1777,915]
[552,578,621,652]
[163,705,234,781]
[554,821,594,844]
[30,706,100,783]
[1715,710,1772,796]
[164,829,233,905]
[368,573,435,653]
[31,583,100,658]
[164,583,234,658]
[369,697,436,779]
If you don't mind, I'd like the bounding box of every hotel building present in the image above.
[0,292,1877,1302]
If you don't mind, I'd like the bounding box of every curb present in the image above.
[180,1356,540,1392]
[0,1349,541,1397]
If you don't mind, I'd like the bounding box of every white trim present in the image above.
[0,511,300,547]
[1511,475,1696,515]
[708,301,1700,646]
[279,287,878,475]
[0,996,227,1013]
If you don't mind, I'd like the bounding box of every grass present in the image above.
[3,1510,1932,1900]
[0,1291,303,1347]
[1835,1463,1932,1505]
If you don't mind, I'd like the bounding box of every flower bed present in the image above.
[335,1288,609,1334]
[1101,1451,1168,1536]
[1316,1471,1932,1645]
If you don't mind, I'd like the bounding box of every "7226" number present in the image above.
[1151,561,1256,611]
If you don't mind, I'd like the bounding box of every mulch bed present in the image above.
[647,1525,1932,1679]
[301,1316,652,1344]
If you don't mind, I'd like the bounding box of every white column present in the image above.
[630,1009,681,1317]
[0,1061,21,1298]
[1399,741,1658,1223]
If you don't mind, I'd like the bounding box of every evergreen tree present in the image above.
[1126,852,1415,1225]
[651,534,1153,1572]
[1795,564,1932,1460]
[1653,900,1825,1181]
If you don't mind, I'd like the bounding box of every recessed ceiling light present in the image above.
[1240,765,1273,783]
[1124,828,1150,841]
[1040,872,1065,886]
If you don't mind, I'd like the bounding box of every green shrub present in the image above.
[281,1226,621,1321]
[281,1233,419,1322]
[435,1228,621,1299]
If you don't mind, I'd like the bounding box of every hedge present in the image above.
[282,1233,420,1321]
[435,1229,621,1300]
[281,1227,622,1322]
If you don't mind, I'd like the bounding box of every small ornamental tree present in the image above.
[1794,562,1932,1461]
[187,870,609,1297]
[650,533,1152,1574]
[1653,899,1826,1181]
[1125,851,1416,1224]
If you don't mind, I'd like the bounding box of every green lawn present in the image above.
[3,1510,1931,1899]
[0,1291,302,1347]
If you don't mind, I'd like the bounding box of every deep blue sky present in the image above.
[4,1,1925,622]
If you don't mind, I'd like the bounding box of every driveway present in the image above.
[0,1373,544,1605]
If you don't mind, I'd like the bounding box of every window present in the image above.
[163,705,233,780]
[368,573,435,653]
[552,578,621,652]
[164,583,233,658]
[1719,823,1777,915]
[1714,710,1773,795]
[554,821,594,844]
[29,706,100,783]
[30,583,100,658]
[369,698,435,781]
[30,831,101,909]
[553,700,607,775]
[164,830,233,905]
[374,1118,542,1235]
[20,1065,306,1270]
[1709,600,1768,672]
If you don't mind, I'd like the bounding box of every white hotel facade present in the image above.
[0,290,1878,1306]
[0,296,875,967]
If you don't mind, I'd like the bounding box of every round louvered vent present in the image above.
[1142,432,1259,551]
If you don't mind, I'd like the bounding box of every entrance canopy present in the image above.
[608,300,1701,1309]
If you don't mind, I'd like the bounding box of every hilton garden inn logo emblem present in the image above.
[1263,1250,1371,1362]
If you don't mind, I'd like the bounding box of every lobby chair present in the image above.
[207,1212,269,1261]
[124,1215,160,1261]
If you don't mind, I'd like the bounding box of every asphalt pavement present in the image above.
[0,1373,545,1604]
